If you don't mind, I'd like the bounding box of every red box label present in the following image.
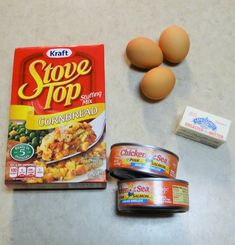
[5,45,106,189]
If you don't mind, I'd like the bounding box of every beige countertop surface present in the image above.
[0,1,235,244]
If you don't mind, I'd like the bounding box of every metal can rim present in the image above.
[110,142,179,160]
[109,167,175,180]
[118,177,188,185]
[118,206,189,213]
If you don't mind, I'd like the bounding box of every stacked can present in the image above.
[109,143,189,213]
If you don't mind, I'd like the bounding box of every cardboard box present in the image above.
[176,106,231,148]
[5,45,106,189]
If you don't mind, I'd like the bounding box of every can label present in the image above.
[110,145,178,178]
[118,180,189,208]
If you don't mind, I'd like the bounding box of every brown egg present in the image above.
[140,66,176,100]
[126,37,163,69]
[159,25,190,63]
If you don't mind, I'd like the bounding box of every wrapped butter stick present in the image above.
[176,106,231,148]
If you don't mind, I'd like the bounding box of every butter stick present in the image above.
[176,106,231,148]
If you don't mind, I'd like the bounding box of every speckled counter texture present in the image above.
[0,1,235,245]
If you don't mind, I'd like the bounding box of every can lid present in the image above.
[110,142,179,160]
[118,178,189,185]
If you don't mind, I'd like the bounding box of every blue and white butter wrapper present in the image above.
[176,106,231,148]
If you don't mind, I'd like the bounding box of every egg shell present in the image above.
[159,25,190,63]
[140,66,176,100]
[126,37,163,69]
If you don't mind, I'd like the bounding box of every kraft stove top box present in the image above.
[5,44,106,189]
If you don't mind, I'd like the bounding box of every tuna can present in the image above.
[109,143,179,179]
[117,178,189,213]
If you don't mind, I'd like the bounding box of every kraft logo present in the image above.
[46,48,72,58]
[193,117,217,131]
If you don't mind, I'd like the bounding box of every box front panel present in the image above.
[6,45,106,188]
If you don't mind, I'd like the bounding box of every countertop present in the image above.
[0,1,235,245]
